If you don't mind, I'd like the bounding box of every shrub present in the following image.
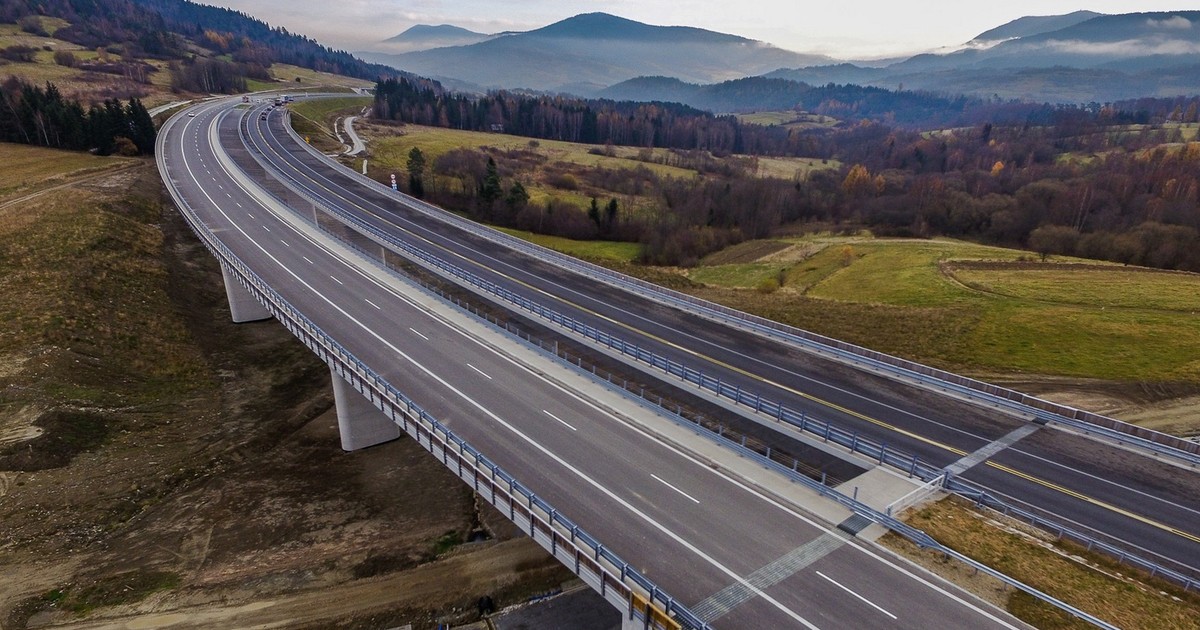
[53,50,78,68]
[1,45,37,63]
[548,172,578,190]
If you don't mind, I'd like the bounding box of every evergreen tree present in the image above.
[126,98,157,154]
[480,157,502,204]
[506,181,529,211]
[406,147,426,199]
[605,198,619,233]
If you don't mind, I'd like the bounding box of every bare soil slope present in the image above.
[0,147,569,629]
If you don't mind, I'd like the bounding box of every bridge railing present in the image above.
[256,113,1200,596]
[159,112,707,630]
[229,115,1126,627]
[284,119,1200,467]
[253,124,947,482]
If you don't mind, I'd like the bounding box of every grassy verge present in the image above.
[885,498,1200,629]
[492,227,641,263]
[287,96,373,150]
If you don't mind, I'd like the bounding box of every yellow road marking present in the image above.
[249,114,1198,546]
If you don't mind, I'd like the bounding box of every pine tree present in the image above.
[126,98,157,154]
[480,157,502,203]
[406,147,426,199]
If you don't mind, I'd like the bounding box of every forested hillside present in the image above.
[375,78,1200,270]
[0,0,397,81]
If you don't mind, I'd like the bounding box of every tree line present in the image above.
[374,77,757,153]
[0,77,156,154]
[376,77,1200,270]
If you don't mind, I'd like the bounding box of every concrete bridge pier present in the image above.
[330,367,401,451]
[220,265,272,323]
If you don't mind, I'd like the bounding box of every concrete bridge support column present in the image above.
[220,265,272,323]
[330,367,401,451]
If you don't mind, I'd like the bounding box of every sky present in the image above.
[207,1,1197,59]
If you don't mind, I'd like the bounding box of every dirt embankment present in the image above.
[0,158,569,630]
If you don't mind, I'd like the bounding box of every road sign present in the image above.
[390,173,398,191]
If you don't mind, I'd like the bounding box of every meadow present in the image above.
[682,235,1200,384]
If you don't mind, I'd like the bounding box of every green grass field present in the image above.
[735,111,840,131]
[674,235,1200,383]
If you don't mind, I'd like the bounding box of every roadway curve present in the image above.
[160,99,1028,629]
[242,99,1200,577]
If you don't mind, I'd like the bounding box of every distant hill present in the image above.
[378,24,491,53]
[598,75,985,127]
[896,11,1200,72]
[357,12,830,94]
[969,10,1103,44]
[767,10,1200,103]
[599,76,812,113]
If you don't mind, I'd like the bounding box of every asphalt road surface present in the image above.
[158,98,1032,628]
[236,97,1200,579]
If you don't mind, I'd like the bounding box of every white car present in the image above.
[188,113,196,117]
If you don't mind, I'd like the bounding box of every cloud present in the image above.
[1146,16,1192,30]
[1035,37,1200,56]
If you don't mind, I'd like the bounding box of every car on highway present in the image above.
[188,113,196,117]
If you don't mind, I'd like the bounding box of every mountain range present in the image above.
[358,13,830,94]
[361,10,1200,104]
[377,24,493,53]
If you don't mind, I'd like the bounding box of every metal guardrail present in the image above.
[159,109,705,630]
[260,109,1200,601]
[257,118,947,481]
[287,118,1200,467]
[233,109,1123,628]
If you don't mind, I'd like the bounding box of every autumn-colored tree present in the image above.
[841,164,875,198]
[840,245,855,267]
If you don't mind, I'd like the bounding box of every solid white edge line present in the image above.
[197,103,1031,629]
[189,105,822,630]
[246,109,1025,628]
[815,570,897,620]
[651,473,700,504]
